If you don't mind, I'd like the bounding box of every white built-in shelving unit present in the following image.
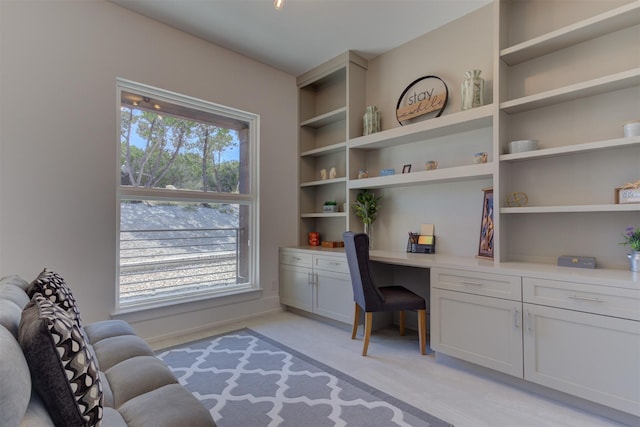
[295,0,640,269]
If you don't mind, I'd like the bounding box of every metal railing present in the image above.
[119,227,243,302]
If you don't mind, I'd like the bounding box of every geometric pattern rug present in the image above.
[157,328,453,427]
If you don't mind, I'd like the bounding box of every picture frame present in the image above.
[402,164,411,174]
[477,188,494,259]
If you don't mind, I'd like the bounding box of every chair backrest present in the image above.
[343,231,384,311]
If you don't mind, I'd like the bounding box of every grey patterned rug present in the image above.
[157,328,452,427]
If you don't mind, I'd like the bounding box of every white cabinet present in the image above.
[430,268,523,377]
[279,249,353,324]
[522,277,640,416]
[432,267,640,416]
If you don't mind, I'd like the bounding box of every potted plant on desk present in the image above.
[323,200,338,213]
[352,190,382,248]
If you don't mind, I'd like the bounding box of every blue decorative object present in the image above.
[379,168,395,176]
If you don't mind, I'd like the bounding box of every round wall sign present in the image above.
[396,75,448,126]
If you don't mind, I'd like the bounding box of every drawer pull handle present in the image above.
[567,295,604,303]
[460,281,483,286]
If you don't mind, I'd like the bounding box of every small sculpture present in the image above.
[329,167,337,179]
[507,192,529,207]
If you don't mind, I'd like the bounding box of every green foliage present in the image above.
[120,106,240,193]
[351,190,382,225]
[622,226,640,251]
[324,200,337,205]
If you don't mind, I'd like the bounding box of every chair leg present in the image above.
[362,312,373,356]
[351,303,360,339]
[399,310,405,336]
[418,309,427,355]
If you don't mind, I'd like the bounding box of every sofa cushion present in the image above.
[0,326,32,427]
[19,294,102,427]
[27,268,83,327]
[84,319,137,344]
[105,355,178,407]
[0,299,23,338]
[92,334,155,371]
[118,383,216,427]
[0,275,30,307]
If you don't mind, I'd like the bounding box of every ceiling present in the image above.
[110,0,492,76]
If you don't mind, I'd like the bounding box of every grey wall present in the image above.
[0,0,298,339]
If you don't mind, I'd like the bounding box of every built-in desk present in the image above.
[280,246,640,421]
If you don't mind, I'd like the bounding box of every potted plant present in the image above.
[323,200,338,213]
[351,190,382,247]
[621,226,640,272]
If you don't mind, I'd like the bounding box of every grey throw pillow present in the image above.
[19,294,102,427]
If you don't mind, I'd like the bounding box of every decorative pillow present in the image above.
[18,294,102,427]
[28,268,83,327]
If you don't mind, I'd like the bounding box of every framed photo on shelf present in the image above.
[402,164,412,174]
[477,188,494,259]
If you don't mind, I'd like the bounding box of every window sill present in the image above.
[111,287,263,324]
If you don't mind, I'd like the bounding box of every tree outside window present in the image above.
[117,80,258,309]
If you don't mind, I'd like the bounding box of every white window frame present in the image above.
[115,78,260,311]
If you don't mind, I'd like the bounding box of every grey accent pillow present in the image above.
[28,268,83,327]
[19,294,102,427]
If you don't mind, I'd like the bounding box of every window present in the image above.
[116,79,259,310]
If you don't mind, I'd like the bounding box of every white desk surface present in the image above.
[282,246,639,290]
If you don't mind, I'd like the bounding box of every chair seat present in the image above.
[378,286,426,312]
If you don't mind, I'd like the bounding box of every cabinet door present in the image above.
[431,288,523,377]
[279,264,313,312]
[523,304,640,416]
[314,269,353,324]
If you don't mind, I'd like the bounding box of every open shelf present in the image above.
[500,2,640,65]
[348,104,493,150]
[300,141,347,157]
[300,212,347,218]
[500,137,640,161]
[300,107,347,128]
[501,204,640,214]
[500,68,640,114]
[348,163,493,190]
[300,177,347,188]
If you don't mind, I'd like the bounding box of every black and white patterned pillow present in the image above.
[19,294,102,427]
[28,268,83,327]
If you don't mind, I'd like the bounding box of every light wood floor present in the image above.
[153,310,629,427]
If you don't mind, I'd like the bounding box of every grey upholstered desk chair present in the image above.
[343,231,427,356]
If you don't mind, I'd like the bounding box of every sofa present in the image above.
[0,270,217,427]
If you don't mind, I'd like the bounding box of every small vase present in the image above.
[628,251,640,272]
[363,223,373,249]
[363,106,380,136]
[461,70,484,110]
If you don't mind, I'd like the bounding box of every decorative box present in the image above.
[321,241,344,248]
[557,255,596,269]
[615,183,640,204]
[379,168,395,176]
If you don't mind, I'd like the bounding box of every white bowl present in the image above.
[509,139,538,154]
[624,120,640,137]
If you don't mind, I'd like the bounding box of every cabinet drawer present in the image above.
[523,278,640,321]
[279,250,313,268]
[314,254,349,274]
[432,268,521,301]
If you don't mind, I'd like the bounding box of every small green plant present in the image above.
[621,226,640,251]
[324,200,337,206]
[351,190,382,226]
